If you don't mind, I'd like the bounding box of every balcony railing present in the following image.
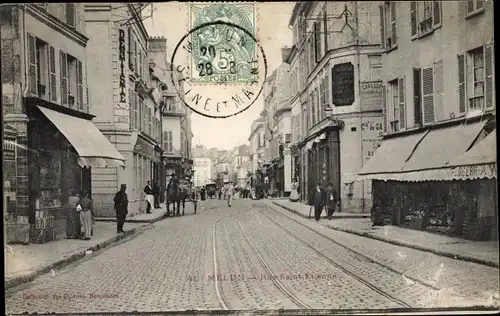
[420,17,433,34]
[469,96,485,112]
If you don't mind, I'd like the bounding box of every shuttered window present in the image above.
[422,67,435,124]
[458,54,466,113]
[163,131,173,153]
[28,33,37,95]
[310,92,315,126]
[485,44,494,108]
[398,77,406,130]
[433,60,443,119]
[379,5,385,49]
[390,2,397,46]
[48,46,56,101]
[467,0,484,16]
[60,50,68,106]
[66,4,75,28]
[433,1,441,27]
[314,22,321,62]
[148,107,152,136]
[382,84,387,133]
[410,2,418,38]
[128,28,136,72]
[413,68,422,126]
[77,60,83,110]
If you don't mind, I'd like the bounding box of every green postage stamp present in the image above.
[189,3,257,84]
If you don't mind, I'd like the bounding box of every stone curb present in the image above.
[96,211,169,224]
[5,225,150,290]
[272,202,370,220]
[272,201,499,268]
[328,225,500,269]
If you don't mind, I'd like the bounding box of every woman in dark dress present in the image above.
[66,190,81,239]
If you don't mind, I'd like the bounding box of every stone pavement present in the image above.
[273,200,370,219]
[96,202,196,223]
[272,201,499,268]
[5,221,145,290]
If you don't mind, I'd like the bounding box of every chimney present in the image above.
[281,46,292,63]
[148,36,167,53]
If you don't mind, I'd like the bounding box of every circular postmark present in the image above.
[170,20,268,119]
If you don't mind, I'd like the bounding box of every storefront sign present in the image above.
[134,137,154,159]
[449,164,497,180]
[361,117,383,164]
[360,81,383,112]
[164,158,182,167]
[118,29,126,103]
[332,62,355,106]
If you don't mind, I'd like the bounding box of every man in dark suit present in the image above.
[325,182,337,220]
[114,184,128,233]
[152,181,160,209]
[313,183,326,221]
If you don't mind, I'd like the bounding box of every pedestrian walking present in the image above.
[78,190,94,240]
[313,184,326,221]
[226,182,234,207]
[114,184,128,233]
[325,183,337,220]
[152,181,160,209]
[66,190,81,239]
[144,181,154,214]
[191,186,199,214]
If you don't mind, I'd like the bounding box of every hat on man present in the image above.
[121,184,127,188]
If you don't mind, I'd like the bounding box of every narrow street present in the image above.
[6,199,499,314]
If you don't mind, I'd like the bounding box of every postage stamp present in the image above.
[170,3,267,119]
[189,3,257,84]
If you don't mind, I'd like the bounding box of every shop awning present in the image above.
[444,129,497,180]
[402,120,486,172]
[357,130,428,180]
[38,106,125,168]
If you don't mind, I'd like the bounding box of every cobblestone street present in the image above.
[6,200,499,314]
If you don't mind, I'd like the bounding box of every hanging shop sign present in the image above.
[118,29,126,103]
[164,157,182,168]
[133,137,154,159]
[360,81,383,112]
[332,62,355,106]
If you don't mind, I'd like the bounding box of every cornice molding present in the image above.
[26,5,89,47]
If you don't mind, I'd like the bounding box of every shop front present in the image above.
[164,156,183,183]
[23,99,124,244]
[358,118,497,241]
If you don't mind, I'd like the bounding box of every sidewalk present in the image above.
[5,222,147,290]
[271,201,499,268]
[273,200,370,219]
[95,202,195,223]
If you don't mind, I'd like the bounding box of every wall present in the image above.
[382,1,495,131]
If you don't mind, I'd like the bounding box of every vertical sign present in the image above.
[119,29,126,103]
[332,62,355,106]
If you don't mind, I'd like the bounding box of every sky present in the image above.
[143,2,294,151]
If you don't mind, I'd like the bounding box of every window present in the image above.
[413,68,422,126]
[315,87,320,122]
[411,1,441,38]
[468,47,485,111]
[35,38,48,98]
[66,54,77,108]
[314,21,322,62]
[380,2,397,50]
[128,28,136,72]
[422,67,435,124]
[466,0,485,17]
[308,36,315,74]
[163,131,173,153]
[66,4,75,28]
[148,107,152,136]
[309,92,315,127]
[387,79,399,132]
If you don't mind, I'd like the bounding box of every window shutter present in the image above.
[433,60,443,117]
[422,67,435,124]
[484,44,494,108]
[390,2,397,45]
[133,39,138,73]
[410,2,418,37]
[477,0,484,9]
[413,68,422,126]
[398,77,406,129]
[467,1,474,14]
[457,54,466,113]
[382,84,387,133]
[48,46,57,101]
[60,50,68,106]
[129,89,134,130]
[66,4,75,28]
[433,1,441,27]
[163,131,168,151]
[128,28,135,71]
[77,60,83,110]
[323,11,328,52]
[28,33,37,95]
[379,5,385,49]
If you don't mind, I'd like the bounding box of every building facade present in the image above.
[85,4,162,217]
[287,1,384,211]
[2,4,124,243]
[230,145,251,188]
[193,157,212,188]
[358,1,497,240]
[248,118,265,192]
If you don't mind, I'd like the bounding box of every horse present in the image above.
[166,182,190,216]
